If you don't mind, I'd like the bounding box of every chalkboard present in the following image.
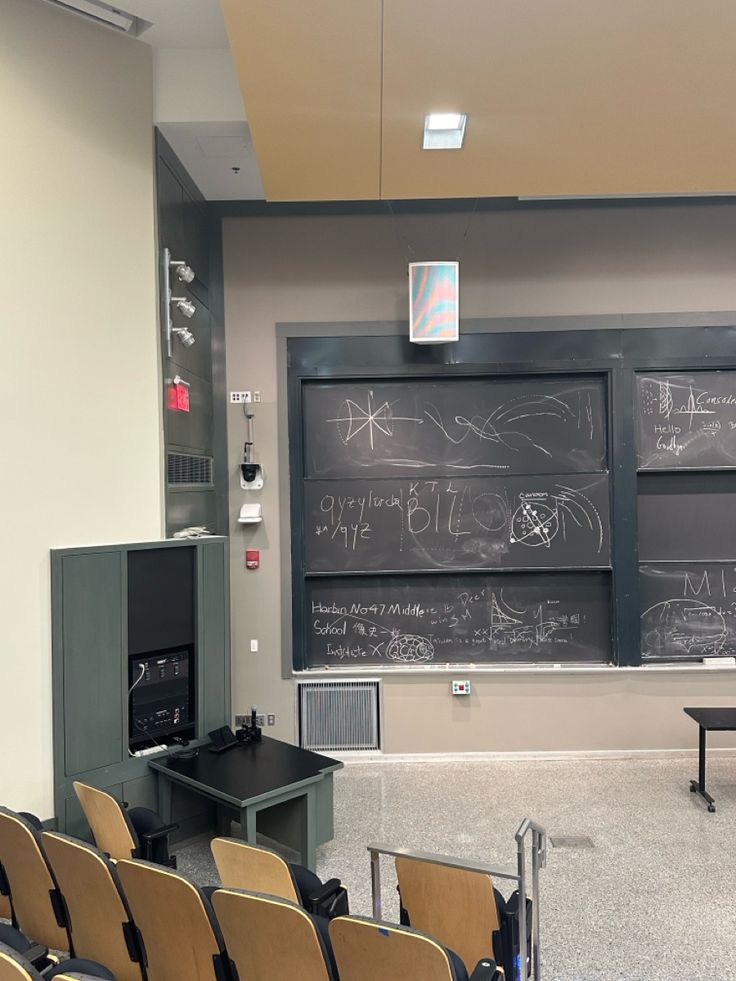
[304,474,610,572]
[306,572,610,665]
[640,563,736,660]
[637,473,736,562]
[636,371,736,469]
[304,377,607,478]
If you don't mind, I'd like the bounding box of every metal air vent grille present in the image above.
[167,452,214,487]
[298,679,381,752]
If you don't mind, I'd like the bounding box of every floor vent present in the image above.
[298,680,381,752]
[550,836,595,849]
[167,452,213,487]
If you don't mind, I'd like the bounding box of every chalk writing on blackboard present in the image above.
[640,564,736,659]
[326,390,594,465]
[304,475,609,572]
[637,372,736,468]
[304,378,607,477]
[307,574,609,665]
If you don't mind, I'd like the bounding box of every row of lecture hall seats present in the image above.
[0,783,528,981]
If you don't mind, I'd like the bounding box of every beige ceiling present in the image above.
[220,0,736,201]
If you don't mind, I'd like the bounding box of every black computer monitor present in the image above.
[128,645,195,750]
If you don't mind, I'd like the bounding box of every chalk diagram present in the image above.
[637,375,736,464]
[509,485,604,553]
[385,631,434,663]
[641,379,716,430]
[318,609,435,663]
[640,599,727,658]
[325,388,598,467]
[327,391,422,450]
[489,591,581,649]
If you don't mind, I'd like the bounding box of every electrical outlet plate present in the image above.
[256,714,265,727]
[267,714,276,726]
[234,714,247,726]
[253,391,261,403]
[230,391,251,404]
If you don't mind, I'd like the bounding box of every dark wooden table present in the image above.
[683,707,736,812]
[150,736,342,869]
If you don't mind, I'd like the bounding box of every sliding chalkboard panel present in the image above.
[636,371,736,469]
[304,377,606,477]
[640,563,736,660]
[306,572,610,666]
[637,473,736,562]
[305,473,610,572]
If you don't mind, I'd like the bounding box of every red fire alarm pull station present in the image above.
[245,550,260,570]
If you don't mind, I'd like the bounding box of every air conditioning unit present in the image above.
[297,679,381,752]
[42,0,151,37]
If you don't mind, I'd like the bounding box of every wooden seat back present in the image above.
[42,832,143,981]
[213,887,331,981]
[330,916,455,981]
[0,895,11,921]
[0,944,40,981]
[0,809,68,951]
[395,856,499,973]
[73,782,137,860]
[116,859,224,981]
[210,838,299,902]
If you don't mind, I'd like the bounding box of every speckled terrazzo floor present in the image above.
[176,756,736,981]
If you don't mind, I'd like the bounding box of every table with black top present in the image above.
[684,707,736,813]
[149,736,342,870]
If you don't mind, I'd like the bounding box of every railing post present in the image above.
[531,830,542,981]
[370,848,382,920]
[516,834,527,981]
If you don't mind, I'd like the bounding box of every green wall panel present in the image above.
[62,552,123,775]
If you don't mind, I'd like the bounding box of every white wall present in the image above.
[0,0,163,815]
[223,206,736,754]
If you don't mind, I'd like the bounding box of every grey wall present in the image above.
[222,204,736,753]
[157,133,228,536]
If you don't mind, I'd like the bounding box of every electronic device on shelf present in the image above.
[128,646,195,751]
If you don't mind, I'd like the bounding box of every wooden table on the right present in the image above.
[684,707,736,812]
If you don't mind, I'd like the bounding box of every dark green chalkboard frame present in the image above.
[283,318,736,669]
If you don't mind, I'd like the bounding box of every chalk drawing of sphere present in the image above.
[510,503,558,547]
[640,599,726,657]
[472,493,508,532]
[385,634,435,663]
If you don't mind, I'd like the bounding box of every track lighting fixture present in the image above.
[169,259,196,284]
[171,296,196,319]
[163,247,198,355]
[172,327,195,348]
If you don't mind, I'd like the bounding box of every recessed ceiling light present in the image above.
[423,113,467,150]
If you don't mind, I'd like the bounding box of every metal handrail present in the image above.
[367,816,546,981]
[515,818,547,981]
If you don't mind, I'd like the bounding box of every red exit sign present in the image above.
[168,378,190,412]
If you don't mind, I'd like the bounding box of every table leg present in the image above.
[240,804,258,844]
[689,725,716,812]
[216,806,231,836]
[303,785,317,873]
[157,775,172,824]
